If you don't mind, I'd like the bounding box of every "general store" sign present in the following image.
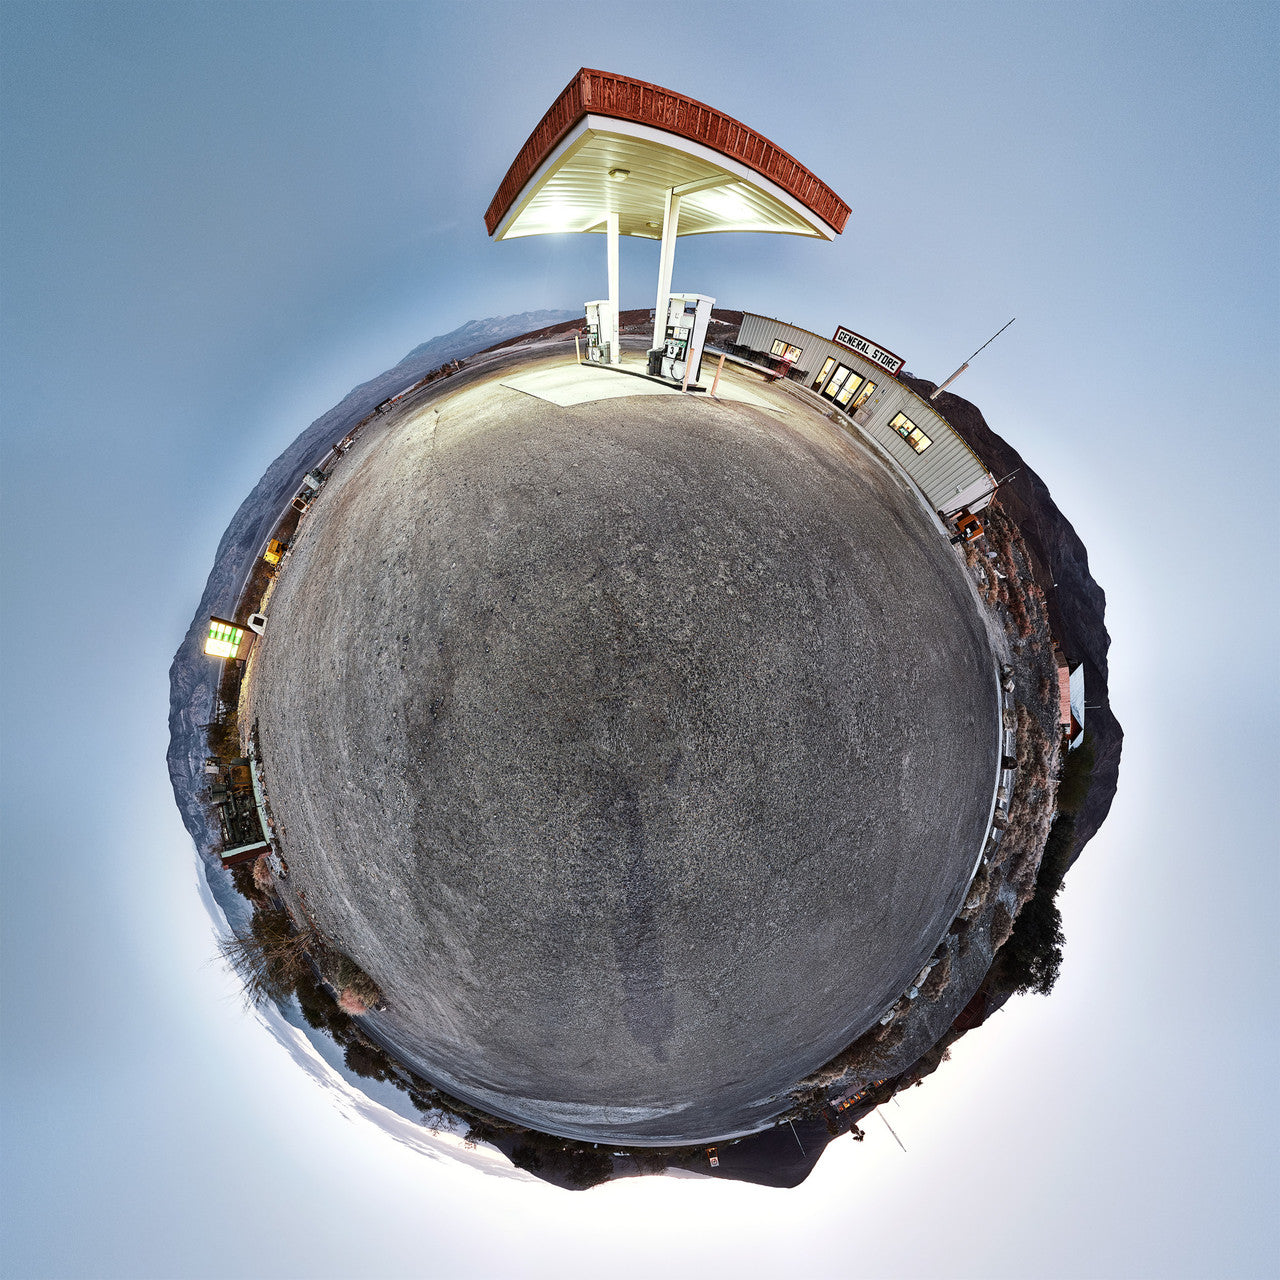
[832,327,904,376]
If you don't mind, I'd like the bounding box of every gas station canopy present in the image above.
[485,69,850,242]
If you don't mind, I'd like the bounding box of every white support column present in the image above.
[652,190,681,350]
[606,211,620,365]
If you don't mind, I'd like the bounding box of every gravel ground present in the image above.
[249,355,1000,1144]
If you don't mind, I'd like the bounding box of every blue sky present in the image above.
[2,2,1276,1277]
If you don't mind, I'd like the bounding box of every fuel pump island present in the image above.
[485,69,850,388]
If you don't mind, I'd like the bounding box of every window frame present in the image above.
[834,371,864,406]
[820,361,856,401]
[770,339,803,362]
[890,411,932,453]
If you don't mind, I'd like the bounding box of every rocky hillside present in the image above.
[899,372,1122,866]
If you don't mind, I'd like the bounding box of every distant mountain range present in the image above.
[165,310,585,1157]
[167,312,576,867]
[400,311,577,366]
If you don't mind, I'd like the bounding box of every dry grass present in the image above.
[990,902,1015,949]
[251,854,273,892]
[338,988,370,1015]
[920,950,953,999]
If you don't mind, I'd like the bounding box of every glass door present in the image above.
[820,362,854,401]
[833,371,866,408]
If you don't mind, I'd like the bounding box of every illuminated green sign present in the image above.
[205,617,245,659]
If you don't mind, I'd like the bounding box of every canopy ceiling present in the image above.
[485,69,850,243]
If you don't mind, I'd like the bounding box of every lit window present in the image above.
[815,357,835,388]
[770,339,803,362]
[851,380,876,409]
[890,412,932,453]
[204,618,245,659]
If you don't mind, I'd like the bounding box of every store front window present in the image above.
[849,379,875,410]
[770,339,803,362]
[890,412,932,453]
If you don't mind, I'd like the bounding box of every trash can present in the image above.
[647,348,664,377]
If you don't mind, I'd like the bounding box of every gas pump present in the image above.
[659,293,715,385]
[583,300,615,365]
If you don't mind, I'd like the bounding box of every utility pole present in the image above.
[878,1111,906,1152]
[787,1120,806,1155]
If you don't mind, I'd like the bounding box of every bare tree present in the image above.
[218,907,315,1006]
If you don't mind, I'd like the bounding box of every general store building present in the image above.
[731,313,997,520]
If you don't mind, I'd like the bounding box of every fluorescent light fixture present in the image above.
[607,167,630,181]
[699,185,754,222]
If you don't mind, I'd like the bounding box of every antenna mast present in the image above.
[930,317,1016,400]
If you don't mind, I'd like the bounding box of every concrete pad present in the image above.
[502,364,681,406]
[503,360,787,415]
[249,366,999,1145]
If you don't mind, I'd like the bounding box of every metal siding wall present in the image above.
[737,314,830,378]
[738,314,992,510]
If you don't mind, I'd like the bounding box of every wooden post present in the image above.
[710,353,725,398]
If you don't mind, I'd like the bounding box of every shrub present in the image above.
[990,902,1014,949]
[509,1141,544,1173]
[205,717,241,763]
[991,813,1075,996]
[798,1018,905,1096]
[920,951,952,999]
[628,1148,670,1175]
[338,988,369,1015]
[343,1039,393,1081]
[465,1118,504,1146]
[996,892,1063,995]
[251,855,273,892]
[229,861,266,905]
[328,953,383,1008]
[293,971,353,1036]
[1038,814,1077,897]
[1057,731,1096,816]
[509,1138,612,1190]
